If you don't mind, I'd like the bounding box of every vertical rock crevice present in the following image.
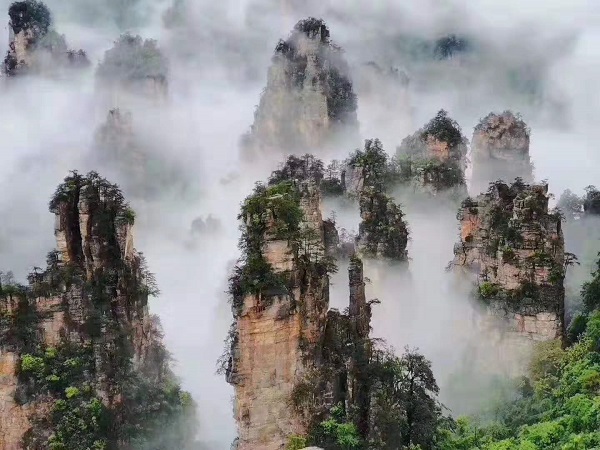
[0,172,195,450]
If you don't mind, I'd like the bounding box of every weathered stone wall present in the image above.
[0,174,152,448]
[228,183,330,450]
[453,181,565,342]
[471,111,532,195]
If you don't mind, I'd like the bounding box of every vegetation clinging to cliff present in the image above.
[1,172,196,449]
[8,0,51,37]
[228,181,303,311]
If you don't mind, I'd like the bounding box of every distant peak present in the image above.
[293,17,330,42]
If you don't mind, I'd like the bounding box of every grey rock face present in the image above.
[471,111,533,195]
[242,18,358,158]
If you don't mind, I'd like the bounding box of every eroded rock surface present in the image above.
[395,110,468,202]
[471,111,532,195]
[453,180,565,342]
[242,18,358,159]
[0,172,194,449]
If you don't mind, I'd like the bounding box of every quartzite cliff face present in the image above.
[453,180,565,342]
[225,154,383,449]
[242,18,358,159]
[0,172,194,449]
[225,178,331,450]
[471,111,533,195]
[395,110,468,201]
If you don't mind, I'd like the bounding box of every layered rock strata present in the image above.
[0,172,193,449]
[453,180,565,342]
[225,180,330,450]
[242,18,358,159]
[471,111,533,195]
[225,154,381,449]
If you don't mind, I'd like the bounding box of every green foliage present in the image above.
[582,253,600,312]
[21,354,45,374]
[269,154,324,186]
[501,247,516,264]
[369,348,441,449]
[287,435,309,450]
[358,189,409,261]
[568,314,589,344]
[348,139,399,192]
[583,185,600,215]
[328,67,358,123]
[311,403,362,450]
[117,207,136,226]
[422,110,464,149]
[437,315,600,449]
[413,158,465,189]
[8,0,51,36]
[479,282,500,299]
[49,395,109,450]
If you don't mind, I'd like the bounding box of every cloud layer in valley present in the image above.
[1,0,600,446]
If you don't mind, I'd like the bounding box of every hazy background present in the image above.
[1,0,600,446]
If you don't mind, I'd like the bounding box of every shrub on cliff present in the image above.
[422,110,464,149]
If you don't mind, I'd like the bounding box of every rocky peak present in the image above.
[471,111,533,195]
[395,110,468,199]
[224,175,333,450]
[357,187,409,262]
[453,179,565,341]
[0,172,196,449]
[3,0,89,76]
[242,17,358,158]
[95,33,168,107]
[50,171,135,279]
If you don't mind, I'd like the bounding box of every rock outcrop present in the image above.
[452,180,565,342]
[95,33,168,107]
[0,172,195,449]
[357,187,409,262]
[395,110,468,200]
[225,155,384,449]
[241,18,358,159]
[471,111,533,195]
[225,178,331,450]
[3,0,89,76]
